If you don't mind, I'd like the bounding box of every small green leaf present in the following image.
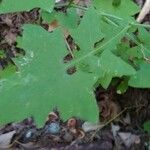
[100,50,136,76]
[0,50,6,59]
[143,121,150,133]
[99,73,113,89]
[117,78,128,94]
[71,6,104,53]
[138,28,150,49]
[138,28,150,58]
[99,50,136,88]
[129,63,150,88]
[0,0,55,14]
[115,43,143,63]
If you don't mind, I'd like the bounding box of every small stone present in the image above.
[45,122,60,134]
[25,130,32,138]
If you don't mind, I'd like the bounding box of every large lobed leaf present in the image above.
[70,7,135,89]
[0,24,99,126]
[0,3,147,126]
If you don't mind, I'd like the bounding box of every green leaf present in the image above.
[93,0,139,21]
[138,28,150,58]
[117,78,128,94]
[143,121,150,133]
[0,64,16,78]
[0,24,99,126]
[99,73,113,89]
[100,22,129,51]
[115,43,143,64]
[138,28,150,49]
[100,50,136,76]
[68,7,132,90]
[0,50,6,59]
[41,8,78,29]
[0,0,55,14]
[129,63,150,88]
[99,50,136,88]
[56,8,78,29]
[70,6,104,54]
[69,6,106,75]
[41,11,56,23]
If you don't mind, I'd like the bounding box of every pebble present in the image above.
[45,122,60,134]
[25,130,32,138]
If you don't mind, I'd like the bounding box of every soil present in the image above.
[0,0,150,149]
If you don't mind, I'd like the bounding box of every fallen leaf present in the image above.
[111,123,120,137]
[4,31,17,45]
[0,130,16,147]
[118,132,140,148]
[98,94,121,122]
[82,122,104,132]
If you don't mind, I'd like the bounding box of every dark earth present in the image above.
[0,0,150,149]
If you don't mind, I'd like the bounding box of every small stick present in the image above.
[64,38,74,58]
[137,0,150,23]
[89,105,145,142]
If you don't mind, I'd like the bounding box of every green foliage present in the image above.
[93,0,139,21]
[0,25,99,126]
[112,0,121,7]
[0,0,54,13]
[143,121,150,133]
[98,50,136,88]
[70,7,103,53]
[0,50,5,59]
[0,0,150,125]
[129,63,150,88]
[42,8,78,28]
[0,65,16,78]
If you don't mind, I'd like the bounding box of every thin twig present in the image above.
[64,38,74,58]
[89,105,145,142]
[126,33,150,62]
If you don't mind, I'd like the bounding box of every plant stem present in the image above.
[64,38,74,58]
[71,4,123,20]
[56,3,150,29]
[68,25,130,66]
[89,105,145,142]
[131,22,150,28]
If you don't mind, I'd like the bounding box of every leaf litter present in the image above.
[0,0,150,149]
